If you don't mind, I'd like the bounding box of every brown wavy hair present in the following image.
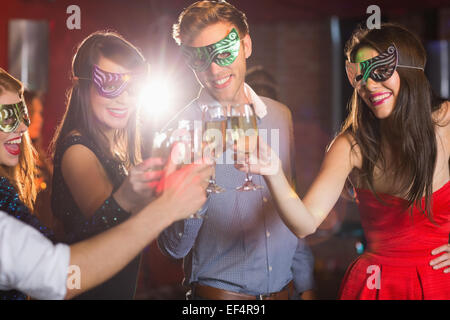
[50,31,146,168]
[0,68,37,210]
[173,0,249,45]
[342,23,447,220]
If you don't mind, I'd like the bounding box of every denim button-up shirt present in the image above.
[158,84,314,296]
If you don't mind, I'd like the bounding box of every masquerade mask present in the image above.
[181,28,241,72]
[0,101,30,133]
[345,45,424,89]
[90,65,143,99]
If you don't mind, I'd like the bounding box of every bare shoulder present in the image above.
[433,100,450,127]
[61,143,112,217]
[61,144,104,179]
[327,132,362,170]
[62,144,97,165]
[433,101,450,149]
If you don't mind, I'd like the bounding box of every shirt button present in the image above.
[266,231,271,238]
[178,232,183,238]
[263,197,268,203]
[269,266,273,272]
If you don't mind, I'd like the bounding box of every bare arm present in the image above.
[0,162,211,300]
[62,145,114,217]
[65,162,212,299]
[443,102,450,162]
[61,145,161,217]
[429,101,450,274]
[66,196,173,299]
[240,133,359,238]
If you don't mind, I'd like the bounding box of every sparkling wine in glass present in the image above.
[229,103,263,191]
[151,129,173,170]
[202,104,227,193]
[177,120,206,218]
[153,122,205,219]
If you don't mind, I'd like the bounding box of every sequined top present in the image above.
[0,176,54,300]
[51,135,140,300]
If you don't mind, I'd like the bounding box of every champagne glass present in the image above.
[151,129,173,170]
[172,120,200,167]
[153,120,202,168]
[152,121,204,219]
[177,120,206,218]
[229,103,263,191]
[202,104,227,193]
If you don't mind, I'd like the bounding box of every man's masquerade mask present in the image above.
[0,101,30,133]
[181,28,241,72]
[345,45,424,89]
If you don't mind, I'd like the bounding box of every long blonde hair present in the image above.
[0,68,37,210]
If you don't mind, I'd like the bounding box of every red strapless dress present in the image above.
[339,181,450,300]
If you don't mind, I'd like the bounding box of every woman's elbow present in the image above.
[296,225,317,239]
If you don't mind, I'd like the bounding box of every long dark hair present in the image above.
[50,31,146,168]
[342,23,446,220]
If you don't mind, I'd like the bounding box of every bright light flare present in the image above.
[138,74,175,123]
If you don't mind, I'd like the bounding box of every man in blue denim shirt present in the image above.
[158,0,314,300]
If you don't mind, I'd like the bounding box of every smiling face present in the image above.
[187,22,252,105]
[89,56,137,132]
[354,47,401,119]
[0,90,27,167]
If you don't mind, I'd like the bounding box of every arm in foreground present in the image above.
[0,162,212,299]
[237,134,358,238]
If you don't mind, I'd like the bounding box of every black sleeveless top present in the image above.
[0,177,54,300]
[52,135,140,300]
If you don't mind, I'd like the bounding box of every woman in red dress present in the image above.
[237,23,450,299]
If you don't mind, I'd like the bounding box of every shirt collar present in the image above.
[197,83,268,120]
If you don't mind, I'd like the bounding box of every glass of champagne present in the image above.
[202,104,227,193]
[151,129,174,170]
[172,120,200,167]
[229,103,263,191]
[177,120,206,218]
[152,121,205,219]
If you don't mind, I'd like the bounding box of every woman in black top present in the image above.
[50,31,160,299]
[0,66,211,301]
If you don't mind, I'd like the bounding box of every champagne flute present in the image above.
[229,103,263,191]
[202,104,227,193]
[151,129,173,170]
[172,120,199,167]
[177,120,206,218]
[152,121,205,219]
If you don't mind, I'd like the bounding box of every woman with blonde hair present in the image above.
[0,68,53,299]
